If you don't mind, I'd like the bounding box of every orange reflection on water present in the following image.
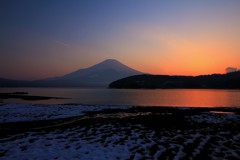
[168,89,230,107]
[141,89,240,107]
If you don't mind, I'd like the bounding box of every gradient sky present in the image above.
[1,0,240,80]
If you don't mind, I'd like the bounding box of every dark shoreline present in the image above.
[0,92,68,101]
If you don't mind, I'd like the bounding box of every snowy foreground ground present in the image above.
[0,103,240,160]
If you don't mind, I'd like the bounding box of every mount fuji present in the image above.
[0,59,143,88]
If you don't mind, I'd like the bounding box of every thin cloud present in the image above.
[55,40,72,48]
[226,67,238,73]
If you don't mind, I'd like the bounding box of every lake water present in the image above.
[1,88,240,107]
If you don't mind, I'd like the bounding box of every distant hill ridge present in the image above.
[0,59,142,88]
[109,71,240,89]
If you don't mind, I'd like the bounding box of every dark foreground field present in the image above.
[0,105,240,160]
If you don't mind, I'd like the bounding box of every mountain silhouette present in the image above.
[61,59,142,83]
[0,59,142,88]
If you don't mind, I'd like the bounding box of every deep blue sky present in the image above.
[1,0,240,80]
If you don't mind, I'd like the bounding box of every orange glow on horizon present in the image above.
[119,25,240,76]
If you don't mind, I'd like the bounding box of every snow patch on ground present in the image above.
[0,104,132,123]
[187,112,239,124]
[1,122,239,160]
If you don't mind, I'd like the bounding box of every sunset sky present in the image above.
[1,0,240,80]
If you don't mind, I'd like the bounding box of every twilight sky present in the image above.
[1,0,240,80]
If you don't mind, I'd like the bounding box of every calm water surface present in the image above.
[1,88,240,107]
